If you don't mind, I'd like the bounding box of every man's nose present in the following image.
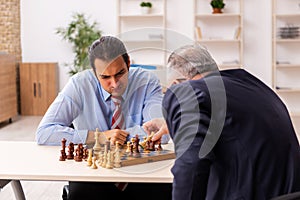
[110,76,118,87]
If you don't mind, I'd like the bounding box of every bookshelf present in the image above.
[116,0,167,67]
[272,0,300,140]
[193,0,244,70]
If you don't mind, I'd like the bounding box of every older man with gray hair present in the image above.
[144,43,300,200]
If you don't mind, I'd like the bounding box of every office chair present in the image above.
[271,191,300,200]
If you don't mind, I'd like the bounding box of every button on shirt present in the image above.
[36,67,169,145]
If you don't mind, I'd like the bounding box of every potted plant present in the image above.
[210,0,225,14]
[140,2,152,14]
[56,13,102,75]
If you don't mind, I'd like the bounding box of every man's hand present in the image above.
[86,129,128,145]
[143,118,169,142]
[104,129,129,145]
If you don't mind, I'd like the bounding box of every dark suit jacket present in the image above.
[163,69,300,200]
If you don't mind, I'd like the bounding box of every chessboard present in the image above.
[117,145,175,167]
[59,131,175,169]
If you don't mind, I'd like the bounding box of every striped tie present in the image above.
[111,96,124,130]
[111,96,128,191]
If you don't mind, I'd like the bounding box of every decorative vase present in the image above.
[141,7,151,14]
[212,8,222,14]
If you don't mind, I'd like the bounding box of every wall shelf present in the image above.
[117,0,167,67]
[272,0,300,140]
[194,0,244,68]
[195,13,241,18]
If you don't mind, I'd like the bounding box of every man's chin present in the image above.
[111,91,122,97]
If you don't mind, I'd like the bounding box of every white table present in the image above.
[0,141,174,199]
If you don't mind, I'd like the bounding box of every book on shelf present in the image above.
[234,26,241,40]
[195,26,202,41]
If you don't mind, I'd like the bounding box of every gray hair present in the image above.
[167,43,219,79]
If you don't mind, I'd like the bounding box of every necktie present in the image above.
[111,96,125,130]
[111,96,128,191]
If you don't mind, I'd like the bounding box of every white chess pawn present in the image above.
[91,156,98,169]
[86,149,93,167]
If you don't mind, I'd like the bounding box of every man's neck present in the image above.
[192,71,211,80]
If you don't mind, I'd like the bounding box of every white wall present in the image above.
[21,0,272,90]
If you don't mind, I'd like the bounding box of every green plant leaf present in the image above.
[55,12,102,76]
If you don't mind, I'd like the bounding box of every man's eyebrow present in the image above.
[98,69,126,78]
[99,74,110,78]
[115,69,126,75]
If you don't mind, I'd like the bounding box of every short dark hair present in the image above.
[88,36,129,71]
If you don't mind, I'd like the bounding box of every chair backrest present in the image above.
[270,191,300,200]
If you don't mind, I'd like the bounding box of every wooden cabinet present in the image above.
[272,0,300,140]
[20,63,58,115]
[0,54,18,122]
[194,0,244,70]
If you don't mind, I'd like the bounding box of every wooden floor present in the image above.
[0,115,67,200]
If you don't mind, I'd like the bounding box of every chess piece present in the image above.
[59,149,66,161]
[78,143,84,158]
[93,128,101,152]
[59,138,67,161]
[134,135,140,153]
[91,156,98,169]
[140,136,147,149]
[126,141,131,153]
[83,147,89,160]
[156,141,163,151]
[148,140,155,151]
[87,149,93,166]
[67,142,74,159]
[97,151,103,166]
[105,139,111,151]
[105,150,113,169]
[101,150,107,168]
[130,141,134,156]
[114,149,121,168]
[104,140,110,155]
[133,135,141,158]
[74,144,84,162]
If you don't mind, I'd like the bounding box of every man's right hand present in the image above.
[86,129,129,145]
[143,118,169,142]
[103,129,129,145]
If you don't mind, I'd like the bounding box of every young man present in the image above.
[36,36,171,199]
[36,36,169,146]
[144,44,300,199]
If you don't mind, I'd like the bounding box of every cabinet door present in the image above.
[0,54,17,122]
[20,63,35,115]
[20,63,58,115]
[35,63,58,115]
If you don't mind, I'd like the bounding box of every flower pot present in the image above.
[212,8,222,14]
[141,7,151,14]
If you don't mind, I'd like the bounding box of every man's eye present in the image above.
[116,70,126,76]
[100,76,110,79]
[116,73,124,77]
